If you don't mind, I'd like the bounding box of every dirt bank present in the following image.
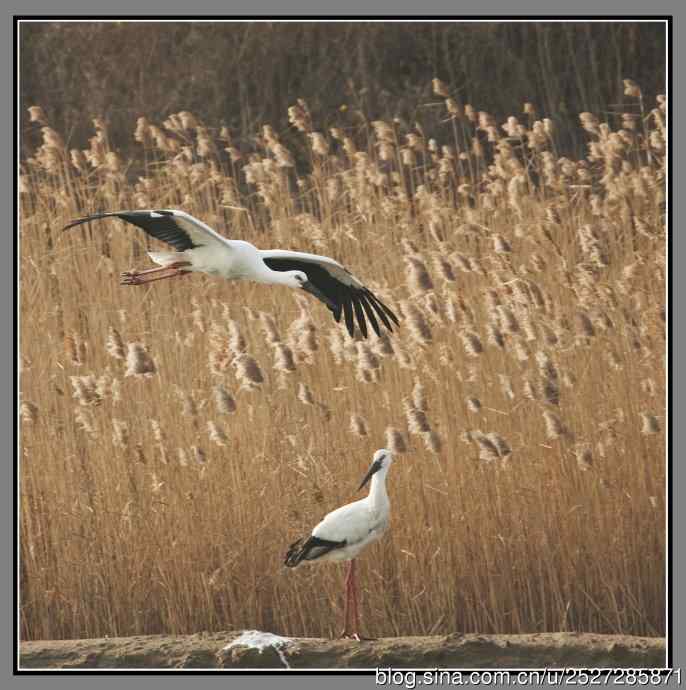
[20,631,665,669]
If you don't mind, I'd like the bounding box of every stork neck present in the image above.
[254,261,293,286]
[367,470,389,511]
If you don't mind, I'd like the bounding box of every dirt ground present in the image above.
[20,631,666,669]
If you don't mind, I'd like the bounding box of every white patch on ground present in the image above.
[223,630,293,669]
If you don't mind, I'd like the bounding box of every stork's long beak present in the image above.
[357,458,383,492]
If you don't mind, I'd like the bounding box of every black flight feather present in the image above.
[363,290,393,332]
[284,535,347,567]
[342,299,355,338]
[357,293,381,337]
[63,210,199,252]
[352,298,368,339]
[365,289,399,327]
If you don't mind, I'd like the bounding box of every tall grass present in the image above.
[19,81,666,641]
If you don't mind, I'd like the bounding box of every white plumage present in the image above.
[285,449,394,640]
[63,209,399,339]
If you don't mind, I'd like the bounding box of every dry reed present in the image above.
[19,82,666,642]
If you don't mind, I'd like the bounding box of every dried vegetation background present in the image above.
[19,22,666,642]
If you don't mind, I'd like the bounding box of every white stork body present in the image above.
[63,209,399,338]
[285,449,394,640]
[149,240,280,283]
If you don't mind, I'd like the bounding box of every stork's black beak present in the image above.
[357,458,383,492]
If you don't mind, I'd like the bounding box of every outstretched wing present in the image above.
[260,249,399,339]
[63,209,230,252]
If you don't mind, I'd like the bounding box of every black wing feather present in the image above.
[342,299,355,338]
[363,290,393,332]
[352,298,368,339]
[365,289,400,327]
[284,535,347,567]
[262,257,399,338]
[357,293,381,337]
[63,210,199,252]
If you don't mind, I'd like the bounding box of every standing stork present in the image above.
[285,449,394,641]
[63,209,399,339]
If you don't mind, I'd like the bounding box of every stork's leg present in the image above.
[339,560,354,639]
[121,268,192,285]
[350,559,360,637]
[348,560,376,642]
[120,261,192,286]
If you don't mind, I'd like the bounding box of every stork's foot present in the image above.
[120,270,143,285]
[338,631,376,642]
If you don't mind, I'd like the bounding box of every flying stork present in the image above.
[63,209,399,339]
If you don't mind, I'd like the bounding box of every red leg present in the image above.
[352,561,360,640]
[339,561,354,638]
[349,560,375,642]
[120,261,192,286]
[121,268,191,285]
[350,560,361,640]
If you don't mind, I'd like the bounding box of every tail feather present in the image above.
[284,535,346,567]
[147,251,182,267]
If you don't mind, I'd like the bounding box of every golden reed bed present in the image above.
[19,82,666,641]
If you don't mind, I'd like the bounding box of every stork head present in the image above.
[357,449,393,491]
